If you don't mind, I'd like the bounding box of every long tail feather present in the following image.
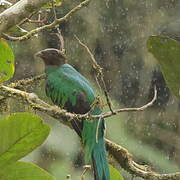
[92,137,110,180]
[82,107,110,180]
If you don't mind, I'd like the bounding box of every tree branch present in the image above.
[0,0,51,35]
[2,0,91,41]
[9,74,46,89]
[106,139,180,180]
[2,76,157,120]
[0,85,72,126]
[90,86,157,119]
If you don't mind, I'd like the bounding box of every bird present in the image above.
[35,48,110,180]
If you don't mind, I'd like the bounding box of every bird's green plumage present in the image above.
[45,64,95,107]
[45,64,110,180]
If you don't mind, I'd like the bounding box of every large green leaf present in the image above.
[147,35,180,99]
[109,165,124,180]
[0,38,15,83]
[0,161,56,180]
[0,112,50,168]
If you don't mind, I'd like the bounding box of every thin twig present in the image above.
[52,29,66,54]
[3,0,91,41]
[86,86,157,119]
[74,35,99,69]
[0,74,46,102]
[9,74,46,89]
[18,11,38,26]
[18,10,48,26]
[94,75,102,91]
[51,0,57,19]
[27,14,47,24]
[99,73,114,113]
[75,35,114,113]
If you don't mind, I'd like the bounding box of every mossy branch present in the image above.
[9,74,46,89]
[106,139,180,180]
[1,77,157,120]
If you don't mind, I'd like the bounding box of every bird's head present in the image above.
[35,48,67,66]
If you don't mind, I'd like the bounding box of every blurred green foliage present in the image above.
[109,165,124,180]
[0,112,53,179]
[1,161,56,180]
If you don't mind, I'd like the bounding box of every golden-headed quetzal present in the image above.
[35,48,110,180]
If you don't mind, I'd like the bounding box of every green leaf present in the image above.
[147,35,180,99]
[109,165,124,180]
[43,0,62,8]
[0,161,56,180]
[0,112,50,168]
[0,38,15,83]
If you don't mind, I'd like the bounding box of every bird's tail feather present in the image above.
[92,137,110,180]
[82,106,110,180]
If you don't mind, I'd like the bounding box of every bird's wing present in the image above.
[45,64,95,114]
